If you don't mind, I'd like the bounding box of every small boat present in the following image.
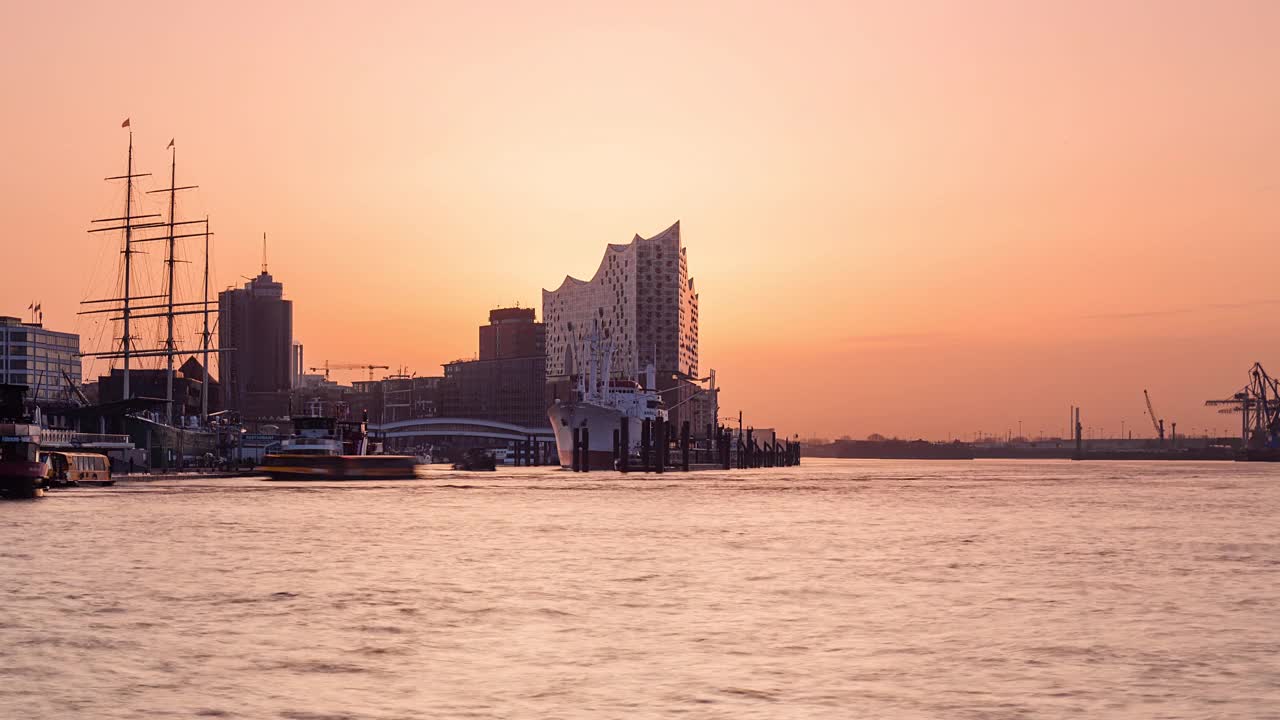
[40,451,115,488]
[452,448,496,471]
[261,414,417,480]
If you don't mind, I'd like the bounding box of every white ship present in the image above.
[547,330,666,468]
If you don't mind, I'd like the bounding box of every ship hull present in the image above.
[548,402,649,469]
[0,460,47,499]
[260,454,418,481]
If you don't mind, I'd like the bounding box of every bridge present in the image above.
[369,417,556,449]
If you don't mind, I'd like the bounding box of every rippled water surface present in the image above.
[3,459,1279,719]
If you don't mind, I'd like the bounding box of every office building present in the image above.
[480,307,545,360]
[438,307,549,427]
[218,267,293,419]
[0,315,81,406]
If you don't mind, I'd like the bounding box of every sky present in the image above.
[2,0,1278,440]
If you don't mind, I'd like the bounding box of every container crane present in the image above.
[1206,362,1280,449]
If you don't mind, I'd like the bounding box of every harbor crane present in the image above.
[1143,389,1166,445]
[1205,362,1280,449]
[309,361,390,381]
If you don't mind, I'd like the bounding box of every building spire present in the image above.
[262,232,268,274]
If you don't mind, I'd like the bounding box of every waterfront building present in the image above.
[479,307,545,360]
[339,375,442,424]
[218,268,293,419]
[440,355,548,427]
[0,315,81,406]
[541,221,703,429]
[436,306,550,427]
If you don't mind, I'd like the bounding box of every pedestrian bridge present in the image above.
[369,417,555,445]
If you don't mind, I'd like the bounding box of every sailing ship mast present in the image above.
[84,128,156,398]
[147,142,197,425]
[81,126,222,427]
[201,217,211,423]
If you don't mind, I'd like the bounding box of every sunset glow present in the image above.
[4,0,1278,439]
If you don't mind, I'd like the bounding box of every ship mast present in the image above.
[150,142,197,425]
[201,216,210,423]
[123,133,135,398]
[84,128,156,398]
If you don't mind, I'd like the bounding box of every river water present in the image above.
[2,459,1278,719]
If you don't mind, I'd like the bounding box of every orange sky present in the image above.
[3,0,1278,440]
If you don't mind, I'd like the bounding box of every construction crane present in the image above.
[1144,389,1165,445]
[308,361,390,381]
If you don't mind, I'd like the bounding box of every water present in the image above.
[2,459,1278,719]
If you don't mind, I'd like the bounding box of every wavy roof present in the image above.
[543,221,681,294]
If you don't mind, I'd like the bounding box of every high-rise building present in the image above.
[542,222,705,431]
[542,221,698,382]
[218,269,293,419]
[0,315,80,406]
[479,307,545,360]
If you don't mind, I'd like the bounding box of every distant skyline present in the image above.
[2,0,1278,439]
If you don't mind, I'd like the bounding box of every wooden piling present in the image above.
[620,417,630,473]
[641,419,651,472]
[681,421,690,472]
[654,417,665,474]
[571,427,581,472]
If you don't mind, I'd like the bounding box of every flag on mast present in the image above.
[121,118,130,128]
[167,138,174,149]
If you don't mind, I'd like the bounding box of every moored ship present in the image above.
[261,414,417,480]
[0,385,47,499]
[547,330,667,468]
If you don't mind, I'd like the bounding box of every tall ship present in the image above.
[77,126,221,467]
[547,329,668,468]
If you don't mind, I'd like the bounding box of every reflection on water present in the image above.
[2,459,1278,718]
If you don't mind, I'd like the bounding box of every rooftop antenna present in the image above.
[261,232,268,274]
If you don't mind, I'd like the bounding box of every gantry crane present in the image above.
[1206,362,1280,449]
[309,361,390,381]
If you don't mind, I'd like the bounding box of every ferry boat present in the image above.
[0,422,46,499]
[261,415,417,480]
[0,384,47,499]
[547,330,668,468]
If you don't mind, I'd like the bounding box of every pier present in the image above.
[569,418,801,472]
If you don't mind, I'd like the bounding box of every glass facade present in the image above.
[0,317,81,405]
